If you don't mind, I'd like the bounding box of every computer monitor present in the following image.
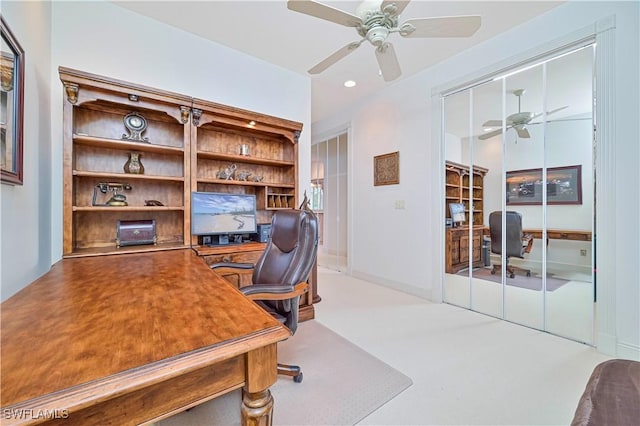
[449,203,466,227]
[191,192,257,244]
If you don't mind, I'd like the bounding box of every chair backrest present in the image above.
[252,209,318,332]
[489,211,526,259]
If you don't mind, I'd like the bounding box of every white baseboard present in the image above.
[350,270,432,301]
[617,341,640,361]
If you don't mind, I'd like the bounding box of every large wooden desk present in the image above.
[1,250,290,425]
[523,228,592,241]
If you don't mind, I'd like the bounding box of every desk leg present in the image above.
[241,344,278,426]
[242,389,273,426]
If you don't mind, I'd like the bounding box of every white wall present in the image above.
[0,0,311,300]
[313,1,639,358]
[50,0,312,261]
[0,1,52,301]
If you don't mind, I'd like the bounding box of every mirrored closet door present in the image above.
[311,132,349,271]
[443,45,595,344]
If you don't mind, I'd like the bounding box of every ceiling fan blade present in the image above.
[547,105,569,115]
[375,42,402,82]
[287,0,362,27]
[308,41,363,75]
[400,15,481,38]
[516,126,530,138]
[482,119,504,128]
[478,128,503,141]
[531,105,569,121]
[381,0,411,15]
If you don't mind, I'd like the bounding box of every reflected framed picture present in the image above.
[1,16,25,185]
[373,151,399,186]
[506,165,582,205]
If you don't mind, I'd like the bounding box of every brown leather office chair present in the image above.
[489,211,533,278]
[211,209,318,383]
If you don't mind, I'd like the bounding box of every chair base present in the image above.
[491,263,531,279]
[278,362,303,383]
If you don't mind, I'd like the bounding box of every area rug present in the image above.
[158,321,413,426]
[458,267,569,292]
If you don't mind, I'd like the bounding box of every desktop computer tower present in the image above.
[253,223,271,243]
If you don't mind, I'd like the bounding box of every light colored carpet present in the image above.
[158,321,413,426]
[457,266,569,291]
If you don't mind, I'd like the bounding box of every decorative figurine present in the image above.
[236,170,252,181]
[216,163,237,180]
[144,199,164,206]
[251,175,264,182]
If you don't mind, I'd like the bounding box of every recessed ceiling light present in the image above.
[344,80,356,88]
[483,127,494,132]
[248,121,256,126]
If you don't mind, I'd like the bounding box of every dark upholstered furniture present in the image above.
[489,211,533,278]
[211,209,318,383]
[572,359,640,426]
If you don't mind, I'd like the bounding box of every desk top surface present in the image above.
[1,249,288,409]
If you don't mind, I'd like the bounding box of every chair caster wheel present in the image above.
[510,274,515,279]
[526,271,531,277]
[490,270,496,275]
[293,372,303,383]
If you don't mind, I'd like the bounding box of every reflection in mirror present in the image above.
[443,89,471,309]
[501,63,545,330]
[544,45,595,344]
[469,79,503,318]
[442,43,596,345]
[1,16,24,185]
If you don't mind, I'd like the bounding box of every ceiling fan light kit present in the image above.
[287,0,481,82]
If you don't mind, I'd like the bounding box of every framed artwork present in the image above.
[373,151,399,186]
[506,165,582,205]
[1,16,25,185]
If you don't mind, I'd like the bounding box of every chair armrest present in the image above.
[241,282,308,301]
[210,262,254,270]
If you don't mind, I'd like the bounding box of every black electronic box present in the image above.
[254,223,272,243]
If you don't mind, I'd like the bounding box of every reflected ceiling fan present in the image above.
[287,0,481,81]
[479,89,568,140]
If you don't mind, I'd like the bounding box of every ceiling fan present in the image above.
[478,89,568,140]
[286,0,481,82]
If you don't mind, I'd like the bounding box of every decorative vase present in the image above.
[124,152,144,174]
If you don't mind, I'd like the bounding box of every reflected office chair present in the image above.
[211,209,318,383]
[489,211,533,278]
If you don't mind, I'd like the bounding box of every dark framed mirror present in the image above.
[1,16,24,185]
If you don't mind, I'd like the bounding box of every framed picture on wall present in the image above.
[1,17,25,185]
[506,165,582,205]
[373,151,399,186]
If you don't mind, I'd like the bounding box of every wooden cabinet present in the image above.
[60,67,303,257]
[445,161,488,273]
[445,161,488,226]
[59,67,317,319]
[446,226,485,273]
[60,67,192,257]
[190,97,301,241]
